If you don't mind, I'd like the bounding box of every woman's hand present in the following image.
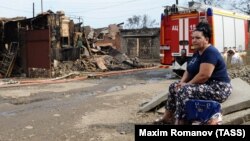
[175,82,187,92]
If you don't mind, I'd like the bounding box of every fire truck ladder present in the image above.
[0,42,19,78]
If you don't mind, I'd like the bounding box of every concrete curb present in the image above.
[223,108,250,125]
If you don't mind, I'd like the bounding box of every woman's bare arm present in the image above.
[180,70,189,83]
[188,63,215,84]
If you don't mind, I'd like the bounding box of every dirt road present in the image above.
[0,68,175,141]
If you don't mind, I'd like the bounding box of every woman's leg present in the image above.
[154,81,179,123]
[165,81,179,112]
[173,81,232,124]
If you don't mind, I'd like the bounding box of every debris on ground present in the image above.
[52,55,155,77]
[228,65,250,85]
[0,79,19,85]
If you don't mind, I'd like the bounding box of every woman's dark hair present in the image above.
[194,22,211,39]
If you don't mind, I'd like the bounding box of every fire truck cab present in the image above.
[160,2,250,75]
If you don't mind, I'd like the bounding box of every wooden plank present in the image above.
[95,57,107,70]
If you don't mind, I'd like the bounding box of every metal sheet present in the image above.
[26,29,50,69]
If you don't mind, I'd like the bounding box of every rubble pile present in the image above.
[228,65,250,85]
[49,19,157,78]
[51,49,156,78]
[0,11,159,79]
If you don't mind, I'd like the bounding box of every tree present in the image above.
[193,0,250,14]
[125,14,158,29]
[196,0,224,7]
[231,0,250,14]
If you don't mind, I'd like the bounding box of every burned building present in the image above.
[94,23,123,51]
[120,28,160,61]
[0,11,83,77]
[0,12,157,79]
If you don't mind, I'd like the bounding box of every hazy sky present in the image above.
[0,0,185,28]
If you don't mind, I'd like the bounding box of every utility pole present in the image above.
[33,2,35,17]
[41,0,43,13]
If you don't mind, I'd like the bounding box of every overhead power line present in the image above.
[0,4,32,13]
[68,0,142,13]
[82,6,162,20]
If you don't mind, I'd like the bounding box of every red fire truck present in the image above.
[160,2,250,75]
